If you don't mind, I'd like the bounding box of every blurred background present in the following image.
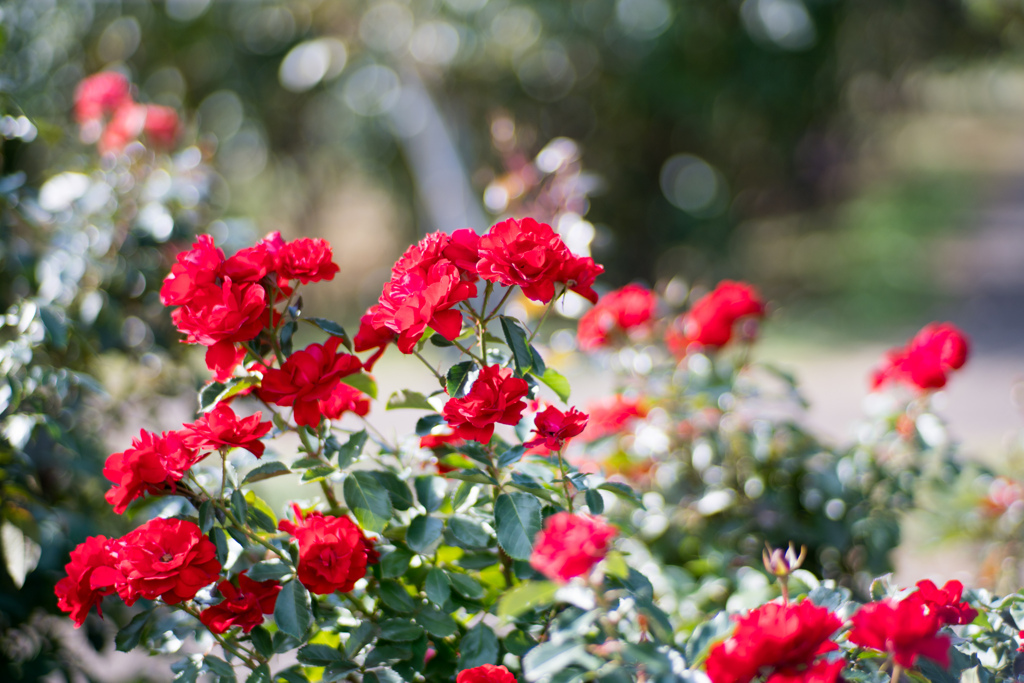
[6,0,1024,678]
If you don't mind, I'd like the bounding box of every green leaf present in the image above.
[246,560,292,582]
[598,482,644,509]
[379,618,424,642]
[448,516,491,549]
[452,482,474,511]
[406,515,444,554]
[381,549,413,578]
[415,414,445,436]
[494,492,542,561]
[538,368,571,402]
[497,580,559,619]
[242,461,290,484]
[497,445,525,469]
[529,344,547,375]
[378,579,417,613]
[522,642,599,681]
[300,465,335,484]
[1,518,41,588]
[246,664,271,683]
[386,390,434,410]
[199,377,260,413]
[211,527,229,565]
[115,609,153,652]
[309,318,352,350]
[250,626,273,658]
[204,655,234,677]
[499,316,534,375]
[198,501,215,533]
[415,605,458,638]
[343,471,393,533]
[458,622,499,671]
[369,470,414,511]
[334,429,368,468]
[430,333,455,348]
[345,621,376,658]
[274,580,312,639]
[504,630,536,657]
[340,373,377,399]
[414,476,446,513]
[585,489,604,514]
[297,644,348,666]
[172,655,203,683]
[364,669,404,683]
[275,666,311,683]
[425,567,451,606]
[231,490,248,521]
[446,361,476,397]
[448,572,485,600]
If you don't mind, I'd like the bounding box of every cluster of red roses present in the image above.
[706,579,977,683]
[871,322,970,391]
[74,72,180,154]
[354,217,602,366]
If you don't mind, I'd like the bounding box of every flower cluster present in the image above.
[74,71,180,154]
[871,322,970,391]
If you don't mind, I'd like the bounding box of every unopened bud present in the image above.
[763,542,807,578]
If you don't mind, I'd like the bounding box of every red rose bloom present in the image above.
[74,72,132,123]
[578,284,658,350]
[98,102,147,154]
[443,228,482,278]
[222,243,275,283]
[278,505,371,594]
[579,395,649,442]
[558,254,603,304]
[524,406,588,451]
[319,382,371,421]
[160,235,226,307]
[278,237,340,284]
[354,305,396,371]
[114,518,222,605]
[181,404,273,458]
[442,365,530,443]
[667,281,765,355]
[705,600,843,683]
[142,105,180,150]
[199,572,282,634]
[848,598,950,668]
[477,217,572,303]
[171,278,268,348]
[906,579,977,626]
[871,323,969,392]
[55,536,124,627]
[103,430,199,514]
[529,512,617,582]
[457,664,517,683]
[258,337,362,427]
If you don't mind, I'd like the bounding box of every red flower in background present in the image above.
[871,323,969,392]
[457,664,517,683]
[848,598,950,668]
[442,365,530,443]
[258,337,362,427]
[113,518,221,606]
[278,506,371,594]
[907,579,977,626]
[142,105,180,150]
[181,404,273,458]
[525,406,588,451]
[55,536,123,627]
[477,217,571,303]
[558,254,603,304]
[579,395,649,442]
[666,281,765,355]
[320,382,372,421]
[278,238,341,284]
[578,284,658,350]
[103,430,199,514]
[529,513,617,582]
[74,72,132,123]
[199,572,281,634]
[705,600,843,683]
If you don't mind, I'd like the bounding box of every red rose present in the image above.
[114,518,222,605]
[443,228,482,279]
[258,337,362,427]
[278,237,340,284]
[524,406,588,451]
[558,254,603,304]
[222,243,275,283]
[419,431,463,450]
[319,382,371,421]
[199,572,282,634]
[578,284,658,350]
[278,505,370,594]
[579,395,648,442]
[477,217,572,303]
[171,278,268,347]
[160,236,225,307]
[103,430,199,514]
[457,664,517,683]
[529,512,617,582]
[74,72,132,123]
[354,305,396,371]
[142,105,180,150]
[705,600,843,683]
[55,536,124,627]
[181,404,273,458]
[871,323,969,391]
[666,281,765,355]
[906,579,977,626]
[442,365,530,443]
[848,598,950,668]
[98,102,147,154]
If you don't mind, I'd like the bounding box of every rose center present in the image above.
[161,553,173,562]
